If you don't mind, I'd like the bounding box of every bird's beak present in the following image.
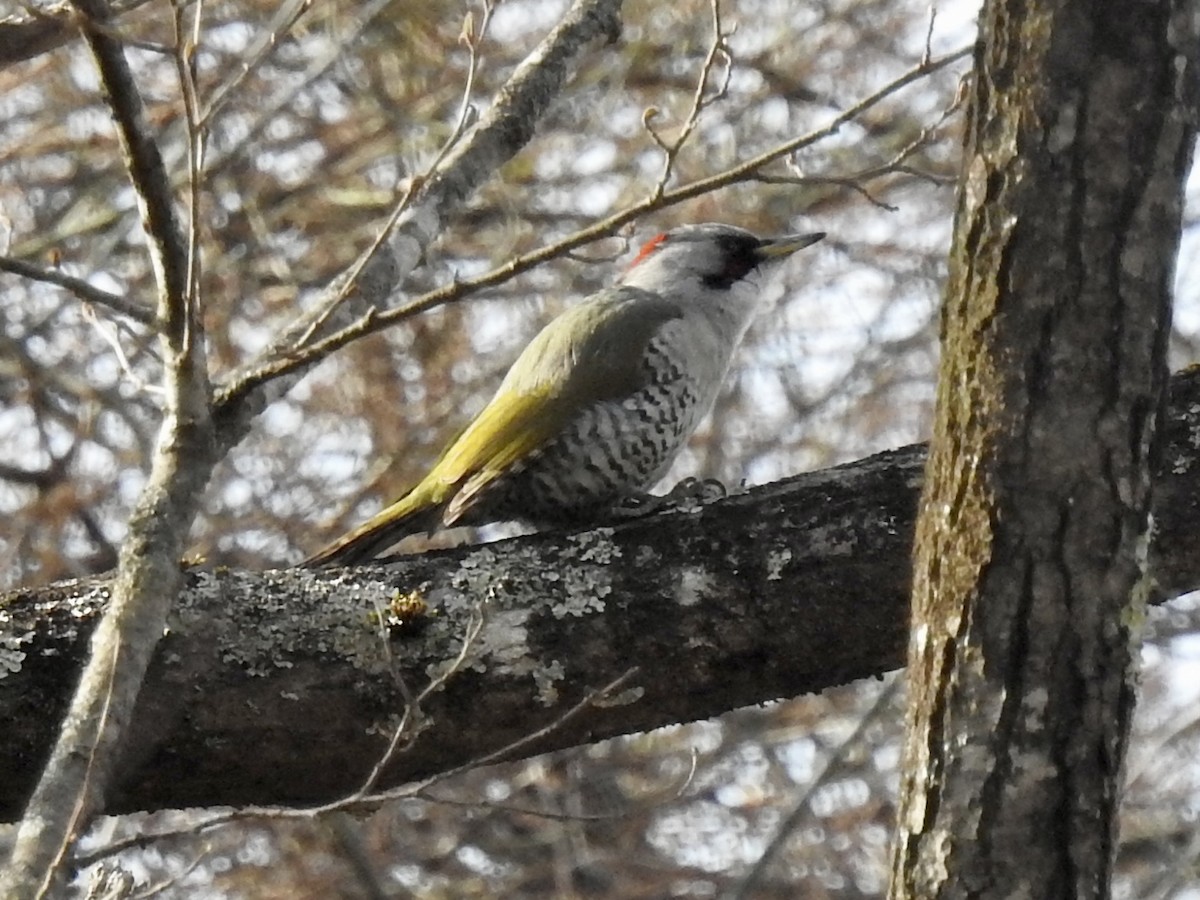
[756,231,826,259]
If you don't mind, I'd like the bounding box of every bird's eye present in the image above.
[628,232,670,269]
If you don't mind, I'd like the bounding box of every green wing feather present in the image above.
[304,289,679,565]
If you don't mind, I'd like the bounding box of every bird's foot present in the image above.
[606,493,663,520]
[667,476,729,505]
[607,477,728,521]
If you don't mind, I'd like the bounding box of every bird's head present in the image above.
[619,223,825,294]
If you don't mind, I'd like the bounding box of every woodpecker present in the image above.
[306,223,824,566]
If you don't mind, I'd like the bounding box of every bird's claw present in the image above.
[607,477,729,521]
[666,476,728,504]
[608,493,663,520]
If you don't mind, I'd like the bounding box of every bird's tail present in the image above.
[303,483,445,567]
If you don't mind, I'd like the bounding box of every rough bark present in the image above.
[2,367,1198,819]
[891,0,1197,898]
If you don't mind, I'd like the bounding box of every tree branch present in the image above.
[0,1,149,68]
[3,368,1198,821]
[0,255,155,326]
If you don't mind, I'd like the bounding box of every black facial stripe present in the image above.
[700,232,764,289]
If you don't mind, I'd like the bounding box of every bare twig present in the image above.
[922,1,938,67]
[170,0,207,323]
[198,0,311,127]
[0,0,168,63]
[73,668,642,866]
[290,0,496,351]
[355,601,488,798]
[128,848,208,899]
[644,0,733,197]
[0,254,155,326]
[764,88,965,210]
[413,744,700,821]
[80,304,165,395]
[202,0,400,176]
[769,170,903,210]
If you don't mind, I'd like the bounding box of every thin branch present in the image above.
[129,849,208,899]
[0,254,155,326]
[645,0,732,197]
[761,89,965,210]
[354,602,488,798]
[202,0,401,177]
[922,1,938,67]
[80,304,165,396]
[68,2,192,340]
[290,0,496,352]
[171,0,207,353]
[0,0,156,68]
[412,745,700,822]
[198,0,311,127]
[73,668,642,866]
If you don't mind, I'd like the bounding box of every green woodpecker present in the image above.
[306,223,824,566]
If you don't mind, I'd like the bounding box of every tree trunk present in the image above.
[891,1,1197,898]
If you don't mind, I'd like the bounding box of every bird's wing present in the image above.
[431,288,683,522]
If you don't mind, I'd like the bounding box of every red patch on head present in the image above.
[628,232,669,270]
